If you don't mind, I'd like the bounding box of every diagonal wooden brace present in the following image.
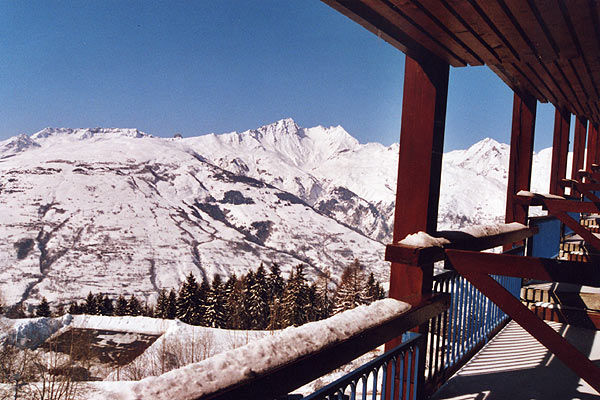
[446,249,600,394]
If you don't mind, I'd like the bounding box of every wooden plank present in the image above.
[572,116,588,179]
[361,0,468,65]
[418,0,501,63]
[467,0,532,62]
[503,0,558,62]
[385,224,538,265]
[320,0,464,66]
[202,294,450,400]
[536,0,579,59]
[506,91,536,225]
[587,122,598,171]
[550,107,571,194]
[446,250,600,394]
[388,0,483,65]
[445,250,600,285]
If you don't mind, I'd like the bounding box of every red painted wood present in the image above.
[550,107,571,194]
[505,91,536,225]
[572,116,588,179]
[390,54,448,303]
[590,123,600,169]
[446,250,600,394]
[387,54,448,365]
[444,250,600,284]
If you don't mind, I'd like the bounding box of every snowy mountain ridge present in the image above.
[0,119,553,309]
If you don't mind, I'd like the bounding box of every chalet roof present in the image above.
[322,0,600,124]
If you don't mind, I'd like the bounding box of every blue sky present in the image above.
[0,1,562,151]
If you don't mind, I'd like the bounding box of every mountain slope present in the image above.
[0,121,556,308]
[0,129,387,308]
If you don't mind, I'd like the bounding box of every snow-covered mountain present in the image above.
[0,120,554,309]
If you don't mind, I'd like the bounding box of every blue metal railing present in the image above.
[434,271,520,369]
[303,332,424,400]
[424,259,521,390]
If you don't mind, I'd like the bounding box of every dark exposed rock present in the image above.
[14,238,35,259]
[219,190,255,205]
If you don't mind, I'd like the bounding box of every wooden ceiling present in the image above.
[322,0,600,125]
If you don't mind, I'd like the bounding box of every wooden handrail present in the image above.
[385,223,538,266]
[201,294,450,400]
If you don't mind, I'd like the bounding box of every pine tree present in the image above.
[128,295,142,316]
[115,295,129,316]
[267,263,285,301]
[225,277,247,329]
[313,269,334,320]
[365,272,386,303]
[36,297,51,317]
[67,301,82,315]
[204,275,226,328]
[176,272,202,324]
[166,289,177,319]
[198,277,211,325]
[98,294,114,316]
[333,259,369,314]
[155,289,169,319]
[84,291,98,315]
[248,265,270,329]
[280,265,310,327]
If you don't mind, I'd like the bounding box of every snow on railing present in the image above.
[107,299,413,400]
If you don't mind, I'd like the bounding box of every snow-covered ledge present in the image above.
[386,222,538,266]
[108,299,411,400]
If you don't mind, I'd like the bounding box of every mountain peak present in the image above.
[31,127,150,141]
[0,133,40,158]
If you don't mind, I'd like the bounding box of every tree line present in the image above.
[8,260,386,330]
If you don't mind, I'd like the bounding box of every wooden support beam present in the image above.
[572,116,588,179]
[506,91,536,226]
[385,223,538,266]
[445,249,600,394]
[390,54,448,306]
[550,107,571,194]
[586,122,598,172]
[387,54,448,382]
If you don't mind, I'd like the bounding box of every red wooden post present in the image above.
[549,107,570,194]
[505,91,536,225]
[572,116,587,179]
[585,122,597,171]
[387,54,448,397]
[389,54,448,307]
[591,123,600,169]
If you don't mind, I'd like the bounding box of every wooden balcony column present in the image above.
[387,53,448,399]
[549,106,570,195]
[386,53,448,353]
[505,91,537,225]
[589,123,600,170]
[572,116,588,178]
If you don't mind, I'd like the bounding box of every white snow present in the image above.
[106,299,410,400]
[399,232,450,248]
[460,222,527,238]
[0,118,567,306]
[516,190,565,200]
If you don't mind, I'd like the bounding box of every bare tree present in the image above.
[118,329,215,380]
[29,347,80,400]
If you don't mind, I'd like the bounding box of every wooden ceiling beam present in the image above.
[321,0,465,66]
[388,0,483,65]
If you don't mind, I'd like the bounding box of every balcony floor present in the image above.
[431,320,600,400]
